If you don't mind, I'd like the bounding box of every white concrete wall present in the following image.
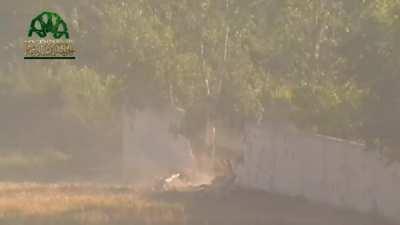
[235,124,400,222]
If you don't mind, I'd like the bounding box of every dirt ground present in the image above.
[149,188,397,225]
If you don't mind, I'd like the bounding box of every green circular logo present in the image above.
[28,11,69,39]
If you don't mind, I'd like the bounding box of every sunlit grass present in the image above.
[0,183,184,225]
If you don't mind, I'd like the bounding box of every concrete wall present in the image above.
[121,108,400,221]
[235,124,400,222]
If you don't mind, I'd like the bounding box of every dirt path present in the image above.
[150,188,396,225]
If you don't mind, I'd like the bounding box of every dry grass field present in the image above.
[0,182,395,225]
[0,183,184,225]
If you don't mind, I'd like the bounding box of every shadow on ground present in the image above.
[149,188,396,225]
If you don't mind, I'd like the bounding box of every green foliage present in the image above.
[2,0,400,152]
[58,65,122,126]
